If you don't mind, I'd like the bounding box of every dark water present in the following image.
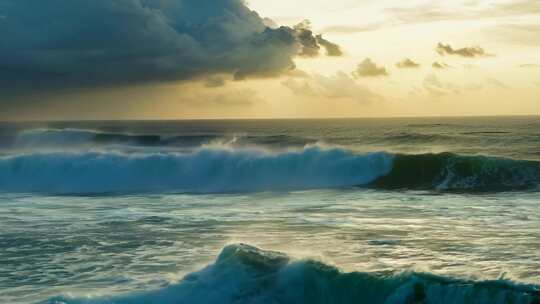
[0,117,539,303]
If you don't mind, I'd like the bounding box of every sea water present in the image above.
[0,117,539,303]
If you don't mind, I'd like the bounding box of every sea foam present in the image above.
[45,244,540,304]
[0,147,393,194]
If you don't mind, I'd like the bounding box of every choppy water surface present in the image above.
[0,117,539,303]
[1,191,539,303]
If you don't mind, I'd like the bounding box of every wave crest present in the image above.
[0,147,393,194]
[0,147,538,194]
[45,244,540,304]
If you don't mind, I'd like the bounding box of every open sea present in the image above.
[0,117,539,303]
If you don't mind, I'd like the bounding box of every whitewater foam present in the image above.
[0,147,393,194]
[44,244,540,304]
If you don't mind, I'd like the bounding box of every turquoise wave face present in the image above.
[0,147,394,194]
[45,244,540,304]
[0,147,538,194]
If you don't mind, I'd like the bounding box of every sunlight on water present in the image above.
[1,190,539,303]
[0,118,539,303]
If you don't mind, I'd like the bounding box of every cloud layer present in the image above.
[0,0,340,95]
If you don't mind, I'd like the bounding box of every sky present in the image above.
[0,0,539,120]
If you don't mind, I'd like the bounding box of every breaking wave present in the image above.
[0,147,393,194]
[0,147,538,194]
[44,244,540,304]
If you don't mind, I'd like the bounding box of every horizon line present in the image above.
[1,114,539,123]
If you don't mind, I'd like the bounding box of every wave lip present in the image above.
[45,244,540,304]
[0,147,393,194]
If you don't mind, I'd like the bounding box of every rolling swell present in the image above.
[15,128,220,148]
[45,244,540,304]
[373,153,540,192]
[13,129,316,150]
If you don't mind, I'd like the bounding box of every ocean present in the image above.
[0,117,539,303]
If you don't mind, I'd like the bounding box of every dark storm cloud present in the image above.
[436,43,490,58]
[0,0,341,96]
